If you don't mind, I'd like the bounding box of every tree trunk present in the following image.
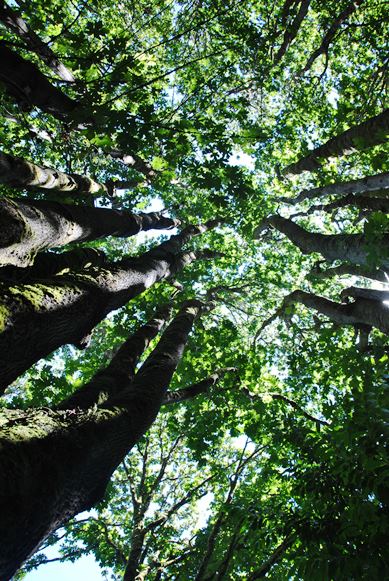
[0,222,217,391]
[283,109,389,175]
[278,171,389,205]
[58,305,172,410]
[0,41,78,119]
[254,215,389,268]
[305,194,389,214]
[0,301,203,579]
[0,197,178,267]
[0,0,75,81]
[309,262,389,283]
[285,289,389,335]
[301,1,361,73]
[0,150,109,196]
[0,247,108,282]
[274,0,311,64]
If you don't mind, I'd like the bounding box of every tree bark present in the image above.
[274,0,311,64]
[0,301,203,579]
[301,1,362,73]
[254,215,389,268]
[0,150,110,196]
[306,194,389,214]
[0,221,219,391]
[278,171,389,205]
[284,289,389,335]
[0,197,178,267]
[283,109,389,175]
[0,41,78,119]
[0,0,75,81]
[0,247,108,282]
[309,262,389,283]
[58,305,172,410]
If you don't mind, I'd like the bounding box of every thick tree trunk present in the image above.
[306,193,389,214]
[254,215,389,268]
[0,150,109,196]
[283,109,389,175]
[0,247,108,282]
[0,197,178,267]
[0,1,75,81]
[309,262,389,283]
[58,305,172,410]
[278,171,389,205]
[0,222,218,391]
[0,301,203,579]
[301,1,361,73]
[285,289,389,335]
[0,41,78,119]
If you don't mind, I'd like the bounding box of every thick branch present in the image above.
[283,109,389,175]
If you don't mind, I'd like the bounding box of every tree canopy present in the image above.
[0,0,388,579]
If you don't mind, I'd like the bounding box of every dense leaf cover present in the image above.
[0,0,388,578]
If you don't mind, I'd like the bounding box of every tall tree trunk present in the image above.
[274,0,311,64]
[0,222,218,391]
[278,171,389,205]
[301,1,362,73]
[254,215,389,267]
[309,262,389,283]
[0,0,75,81]
[305,193,389,214]
[58,305,172,410]
[0,41,78,119]
[283,109,389,175]
[0,247,108,283]
[0,150,110,196]
[0,196,179,267]
[0,301,203,579]
[284,289,389,335]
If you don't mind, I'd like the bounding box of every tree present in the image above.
[0,0,388,578]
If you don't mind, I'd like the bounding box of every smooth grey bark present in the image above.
[283,289,389,335]
[0,0,75,81]
[301,1,362,73]
[254,215,389,268]
[0,300,204,579]
[0,41,78,119]
[309,262,389,283]
[0,197,179,267]
[274,0,311,64]
[283,109,389,175]
[303,194,389,214]
[0,150,109,196]
[0,221,219,391]
[278,171,389,205]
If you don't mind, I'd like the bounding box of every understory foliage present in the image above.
[0,0,388,579]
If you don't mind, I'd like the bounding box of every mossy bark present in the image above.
[0,302,201,579]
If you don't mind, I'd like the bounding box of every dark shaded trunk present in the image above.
[247,537,294,579]
[274,0,311,64]
[0,41,78,119]
[301,1,362,73]
[0,221,218,391]
[309,262,389,283]
[254,215,389,268]
[278,171,389,205]
[0,247,108,282]
[0,301,202,579]
[283,109,389,175]
[0,1,75,81]
[0,197,178,267]
[58,305,172,410]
